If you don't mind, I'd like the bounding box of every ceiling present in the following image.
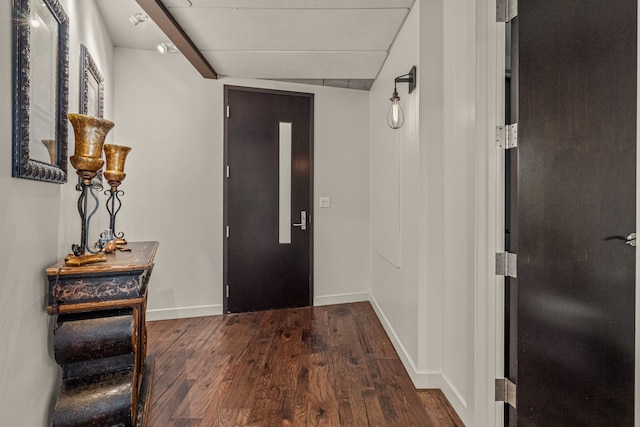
[95,0,414,90]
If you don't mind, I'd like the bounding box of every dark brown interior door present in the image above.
[224,86,313,313]
[510,1,636,425]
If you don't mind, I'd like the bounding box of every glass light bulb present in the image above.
[387,94,404,129]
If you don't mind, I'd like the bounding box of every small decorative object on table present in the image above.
[96,229,117,253]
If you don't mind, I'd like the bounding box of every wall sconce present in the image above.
[387,66,417,129]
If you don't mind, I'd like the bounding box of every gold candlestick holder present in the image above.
[103,144,132,239]
[67,114,114,264]
[41,139,57,164]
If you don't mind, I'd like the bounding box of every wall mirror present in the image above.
[79,44,104,188]
[79,44,104,118]
[12,0,69,183]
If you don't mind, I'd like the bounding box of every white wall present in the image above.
[0,1,114,425]
[113,48,371,319]
[440,0,478,418]
[370,0,422,375]
[58,0,116,255]
[369,0,480,424]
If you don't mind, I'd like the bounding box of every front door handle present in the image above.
[293,211,307,231]
[605,233,637,246]
[626,233,637,247]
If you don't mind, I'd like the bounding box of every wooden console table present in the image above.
[46,241,159,427]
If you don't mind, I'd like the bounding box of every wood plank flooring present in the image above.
[146,302,464,426]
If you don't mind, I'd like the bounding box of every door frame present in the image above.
[471,0,506,425]
[635,6,640,421]
[222,85,315,313]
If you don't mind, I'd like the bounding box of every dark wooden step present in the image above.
[54,308,135,364]
[62,353,135,381]
[52,369,135,427]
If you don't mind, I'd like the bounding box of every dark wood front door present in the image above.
[508,1,636,425]
[224,86,313,313]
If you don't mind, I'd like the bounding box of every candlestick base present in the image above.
[64,253,107,267]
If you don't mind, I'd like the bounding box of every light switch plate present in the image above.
[319,197,331,208]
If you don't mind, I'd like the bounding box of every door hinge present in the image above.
[496,252,517,278]
[226,284,230,298]
[226,165,230,178]
[496,123,518,149]
[226,226,230,238]
[495,378,517,408]
[497,0,517,22]
[226,106,230,118]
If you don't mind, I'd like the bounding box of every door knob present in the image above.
[293,211,307,231]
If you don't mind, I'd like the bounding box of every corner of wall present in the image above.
[369,294,469,418]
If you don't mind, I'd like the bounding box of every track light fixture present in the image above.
[129,12,150,26]
[157,42,178,54]
[387,66,417,129]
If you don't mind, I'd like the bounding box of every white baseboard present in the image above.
[146,291,369,321]
[369,295,468,421]
[440,373,468,422]
[313,291,370,306]
[146,304,223,321]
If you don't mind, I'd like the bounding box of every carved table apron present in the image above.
[46,241,159,427]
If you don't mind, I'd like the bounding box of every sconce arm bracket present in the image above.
[394,66,417,93]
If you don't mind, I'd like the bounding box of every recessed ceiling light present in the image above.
[129,12,150,26]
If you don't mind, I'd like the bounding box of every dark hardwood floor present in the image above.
[146,302,464,426]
